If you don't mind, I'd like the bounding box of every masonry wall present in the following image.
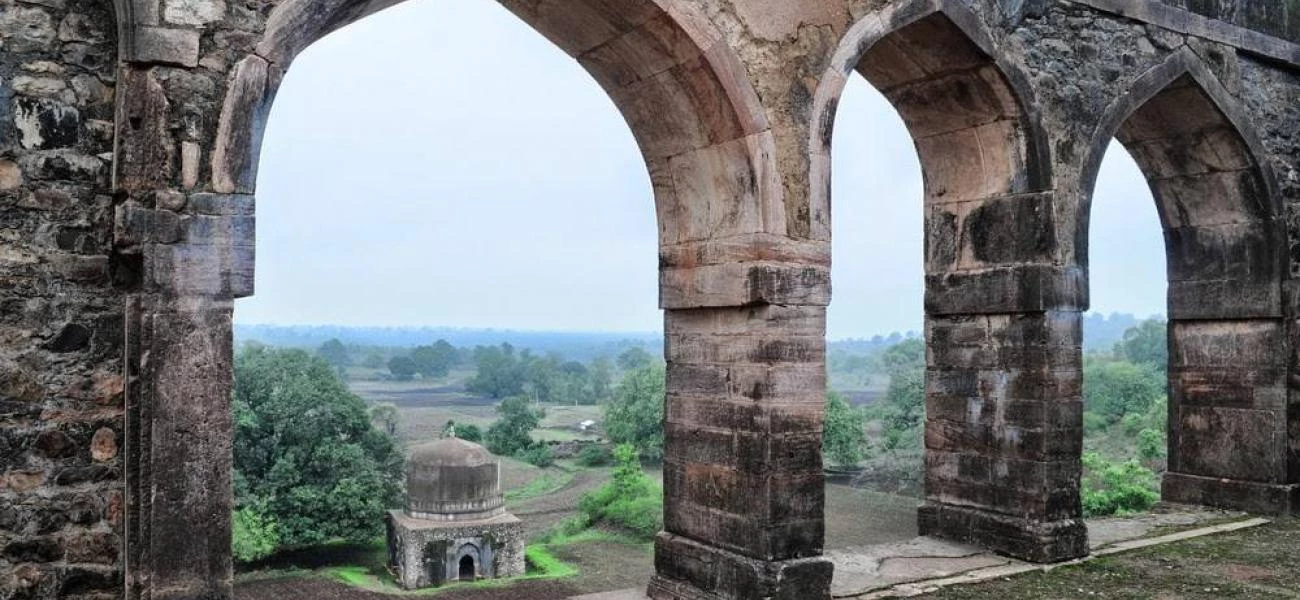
[0,0,126,597]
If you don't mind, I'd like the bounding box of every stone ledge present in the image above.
[1162,472,1300,515]
[917,502,1088,563]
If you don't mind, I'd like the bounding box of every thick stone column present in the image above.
[648,257,833,600]
[917,191,1088,563]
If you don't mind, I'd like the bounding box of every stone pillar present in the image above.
[917,191,1089,563]
[648,259,833,600]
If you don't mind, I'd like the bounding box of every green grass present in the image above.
[505,469,576,503]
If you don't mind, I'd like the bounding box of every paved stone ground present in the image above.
[571,505,1247,600]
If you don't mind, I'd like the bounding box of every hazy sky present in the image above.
[234,0,1167,339]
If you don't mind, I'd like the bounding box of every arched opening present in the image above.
[180,0,823,598]
[814,3,1084,564]
[1085,62,1287,514]
[825,72,925,549]
[458,553,476,581]
[1080,140,1167,519]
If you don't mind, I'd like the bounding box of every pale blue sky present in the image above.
[234,0,1167,339]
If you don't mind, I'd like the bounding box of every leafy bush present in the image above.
[824,390,866,467]
[457,423,483,443]
[1083,411,1108,435]
[575,445,663,540]
[1081,451,1159,517]
[231,506,280,563]
[576,445,613,467]
[518,444,555,468]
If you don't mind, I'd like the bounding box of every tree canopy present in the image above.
[603,364,665,462]
[233,347,402,560]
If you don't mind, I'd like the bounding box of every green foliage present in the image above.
[1081,451,1159,517]
[518,444,555,468]
[386,355,417,381]
[824,390,866,467]
[456,423,483,443]
[603,365,665,462]
[868,339,925,454]
[233,347,402,554]
[368,402,399,436]
[409,339,458,378]
[615,346,653,371]
[232,506,280,563]
[485,396,544,456]
[467,344,528,398]
[589,357,614,403]
[360,352,385,370]
[316,339,351,369]
[1114,319,1169,375]
[1084,358,1164,424]
[1138,427,1166,463]
[576,445,613,467]
[576,445,663,540]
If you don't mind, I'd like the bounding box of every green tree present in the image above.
[485,396,544,456]
[870,339,925,453]
[457,423,483,443]
[468,344,527,398]
[369,402,400,436]
[1083,358,1164,423]
[361,351,385,370]
[604,364,666,462]
[233,347,402,552]
[1114,319,1169,375]
[316,338,351,369]
[388,355,417,381]
[616,346,654,371]
[590,356,614,402]
[232,505,280,563]
[411,340,458,378]
[824,390,866,467]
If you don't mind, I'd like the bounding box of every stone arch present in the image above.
[212,0,780,259]
[454,543,480,581]
[809,0,1050,241]
[1079,48,1292,513]
[810,0,1088,563]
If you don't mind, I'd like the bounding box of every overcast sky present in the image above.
[234,0,1167,339]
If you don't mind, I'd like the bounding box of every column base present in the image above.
[647,533,832,600]
[918,502,1088,563]
[1163,472,1300,515]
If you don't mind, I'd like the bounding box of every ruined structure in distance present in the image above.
[1,0,1298,599]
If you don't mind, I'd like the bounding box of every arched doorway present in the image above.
[458,554,476,581]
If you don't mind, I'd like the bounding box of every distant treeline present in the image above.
[234,324,662,362]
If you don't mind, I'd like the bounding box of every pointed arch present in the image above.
[809,0,1051,242]
[1081,48,1292,514]
[1080,47,1284,319]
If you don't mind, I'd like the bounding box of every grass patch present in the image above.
[505,469,576,502]
[525,545,577,578]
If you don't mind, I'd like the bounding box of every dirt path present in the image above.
[510,469,609,539]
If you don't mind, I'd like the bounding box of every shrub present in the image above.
[576,445,613,467]
[1081,451,1159,517]
[457,424,483,443]
[575,445,663,540]
[485,396,544,456]
[518,444,555,468]
[232,506,280,563]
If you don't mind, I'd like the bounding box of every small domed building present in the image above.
[387,438,525,589]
